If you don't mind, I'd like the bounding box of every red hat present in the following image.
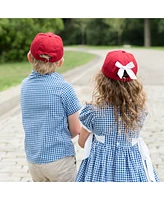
[102,50,138,82]
[30,32,64,62]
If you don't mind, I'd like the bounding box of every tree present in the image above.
[122,19,144,46]
[144,18,151,47]
[0,18,64,62]
[73,18,91,45]
[103,18,126,46]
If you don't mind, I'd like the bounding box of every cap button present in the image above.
[122,51,125,53]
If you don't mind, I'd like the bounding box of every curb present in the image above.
[0,84,21,116]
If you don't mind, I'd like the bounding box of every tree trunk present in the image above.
[144,18,151,47]
[117,26,121,46]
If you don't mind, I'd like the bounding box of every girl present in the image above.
[75,50,159,182]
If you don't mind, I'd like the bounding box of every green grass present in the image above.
[0,50,96,92]
[0,62,31,91]
[56,50,95,74]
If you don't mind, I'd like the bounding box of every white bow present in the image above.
[83,132,105,159]
[115,61,137,79]
[132,137,156,182]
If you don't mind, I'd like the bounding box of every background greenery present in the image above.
[1,18,164,91]
[1,18,164,63]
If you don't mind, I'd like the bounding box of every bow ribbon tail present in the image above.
[117,68,125,79]
[138,137,156,182]
[115,61,126,79]
[83,132,93,159]
[126,68,137,79]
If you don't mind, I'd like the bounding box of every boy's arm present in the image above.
[68,111,81,139]
[78,127,90,148]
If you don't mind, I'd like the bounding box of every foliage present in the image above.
[85,18,114,45]
[0,18,64,62]
[121,18,144,46]
[1,18,164,63]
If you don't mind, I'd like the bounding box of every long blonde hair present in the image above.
[91,70,147,133]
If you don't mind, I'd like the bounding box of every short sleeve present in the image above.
[61,82,82,116]
[140,109,148,127]
[79,104,95,133]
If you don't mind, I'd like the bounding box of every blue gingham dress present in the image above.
[75,104,159,182]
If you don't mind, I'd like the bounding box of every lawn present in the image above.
[0,50,96,92]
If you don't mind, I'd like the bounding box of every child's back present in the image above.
[21,32,82,182]
[21,72,79,163]
[76,50,159,182]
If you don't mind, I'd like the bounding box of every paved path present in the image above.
[0,47,164,182]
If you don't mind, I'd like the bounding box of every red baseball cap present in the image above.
[102,50,138,82]
[30,32,64,62]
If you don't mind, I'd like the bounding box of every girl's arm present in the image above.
[68,111,81,139]
[78,127,90,148]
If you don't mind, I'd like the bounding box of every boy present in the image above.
[20,32,82,182]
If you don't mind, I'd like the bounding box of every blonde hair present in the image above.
[30,54,61,74]
[91,70,147,134]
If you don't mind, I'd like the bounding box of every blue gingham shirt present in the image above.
[20,71,82,164]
